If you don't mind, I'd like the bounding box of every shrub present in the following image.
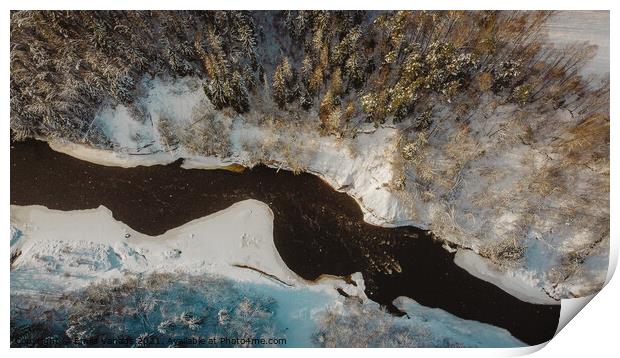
[11,273,285,348]
[479,238,526,267]
[314,299,428,348]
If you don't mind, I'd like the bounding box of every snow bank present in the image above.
[454,249,558,305]
[11,203,524,347]
[10,200,303,291]
[9,201,357,347]
[313,292,525,347]
[393,297,525,347]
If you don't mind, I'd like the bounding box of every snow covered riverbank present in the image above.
[10,202,526,347]
[454,249,558,305]
[10,201,306,291]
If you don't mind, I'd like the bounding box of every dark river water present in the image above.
[10,139,560,345]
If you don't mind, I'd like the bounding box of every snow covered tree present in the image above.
[9,10,605,143]
[272,56,295,109]
[230,70,250,113]
[319,89,335,121]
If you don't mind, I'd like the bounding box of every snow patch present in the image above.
[454,249,559,305]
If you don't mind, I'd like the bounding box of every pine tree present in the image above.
[230,70,250,113]
[319,89,335,122]
[272,57,293,109]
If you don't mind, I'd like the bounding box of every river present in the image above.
[10,139,560,345]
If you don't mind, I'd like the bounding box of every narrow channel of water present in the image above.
[10,140,560,345]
